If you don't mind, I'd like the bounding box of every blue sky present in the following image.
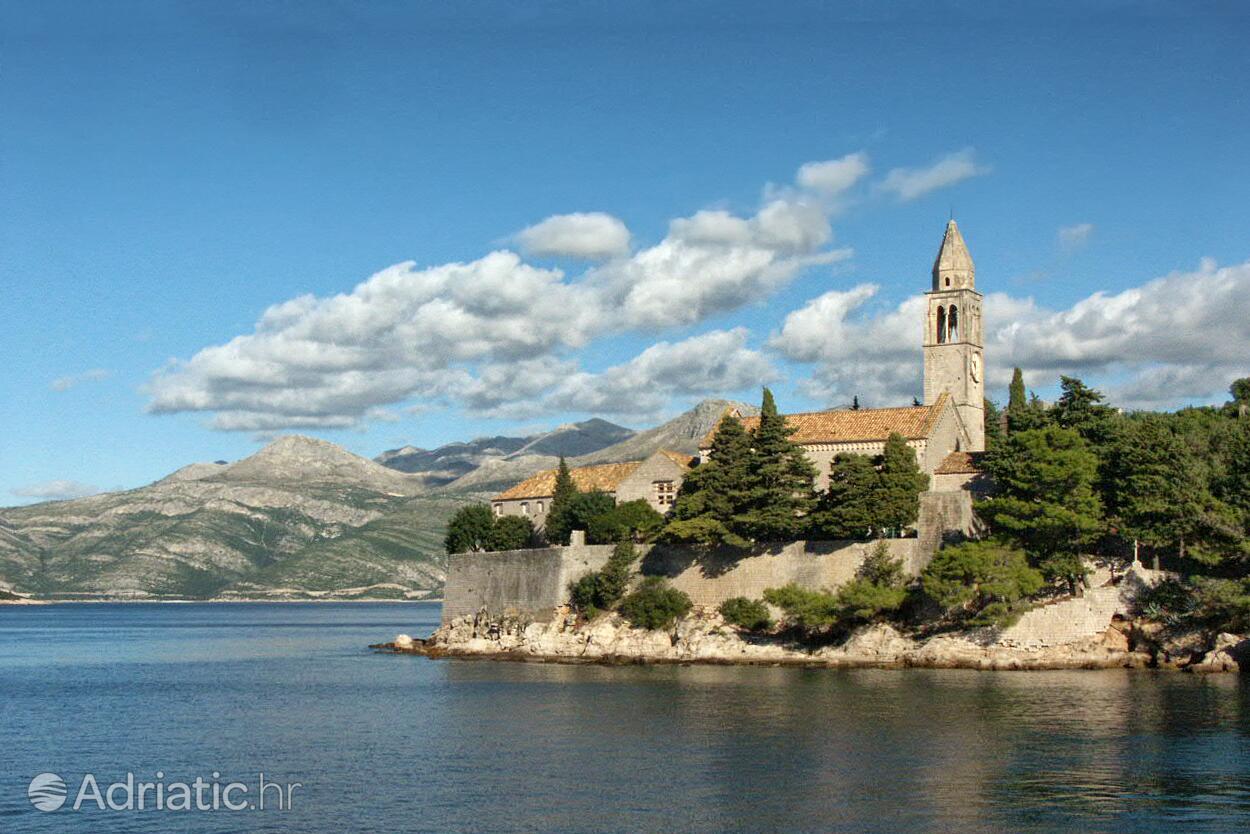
[3,1,1249,502]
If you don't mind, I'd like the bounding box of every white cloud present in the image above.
[878,148,991,202]
[543,329,774,418]
[516,212,632,259]
[1058,222,1094,250]
[12,480,102,501]
[51,368,112,392]
[148,173,854,430]
[795,152,871,196]
[770,258,1250,410]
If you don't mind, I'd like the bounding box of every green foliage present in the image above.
[486,514,534,552]
[587,499,665,544]
[718,597,773,631]
[1008,367,1027,412]
[740,388,819,541]
[1053,376,1117,448]
[807,453,878,539]
[543,457,579,545]
[561,490,616,539]
[568,540,638,615]
[920,541,1044,627]
[808,436,927,540]
[1005,368,1050,433]
[984,398,1005,450]
[979,425,1102,587]
[763,584,840,632]
[618,576,692,630]
[444,504,496,554]
[833,541,909,625]
[876,433,930,533]
[661,413,755,547]
[1135,576,1250,634]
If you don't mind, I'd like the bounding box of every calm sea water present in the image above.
[1,602,1248,833]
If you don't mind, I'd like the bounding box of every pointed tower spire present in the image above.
[932,218,975,291]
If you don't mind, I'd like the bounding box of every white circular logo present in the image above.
[28,772,67,812]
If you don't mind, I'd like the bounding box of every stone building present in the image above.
[491,450,693,529]
[698,218,986,488]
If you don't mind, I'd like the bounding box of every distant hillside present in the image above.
[374,418,633,489]
[0,436,476,600]
[443,399,755,493]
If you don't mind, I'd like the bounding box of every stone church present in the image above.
[493,219,989,525]
[701,218,986,488]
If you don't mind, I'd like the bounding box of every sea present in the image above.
[1,601,1248,833]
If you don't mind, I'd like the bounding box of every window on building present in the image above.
[492,503,502,516]
[948,305,959,341]
[937,306,947,344]
[536,501,544,514]
[521,502,529,515]
[653,480,676,508]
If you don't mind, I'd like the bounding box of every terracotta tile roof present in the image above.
[657,449,695,469]
[494,461,643,501]
[700,393,950,448]
[935,450,986,475]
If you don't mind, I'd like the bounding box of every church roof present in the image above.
[700,393,951,448]
[934,450,986,475]
[932,218,975,289]
[493,450,693,501]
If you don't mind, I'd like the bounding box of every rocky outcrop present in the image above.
[1189,633,1250,674]
[396,608,1169,671]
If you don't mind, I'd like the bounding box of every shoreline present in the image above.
[375,609,1249,674]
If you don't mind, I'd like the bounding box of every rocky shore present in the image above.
[375,606,1249,673]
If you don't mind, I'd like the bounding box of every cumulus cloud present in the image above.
[543,329,774,418]
[12,480,102,501]
[770,258,1250,410]
[878,148,990,202]
[1058,222,1095,250]
[51,368,112,392]
[795,152,871,196]
[516,212,632,259]
[148,165,856,430]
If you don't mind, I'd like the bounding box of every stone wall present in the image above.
[443,538,924,625]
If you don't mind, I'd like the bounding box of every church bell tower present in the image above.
[923,219,985,451]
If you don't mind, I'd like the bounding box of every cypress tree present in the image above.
[1008,367,1027,412]
[807,453,878,539]
[544,457,579,545]
[875,433,930,534]
[741,388,817,541]
[984,399,1005,450]
[660,413,754,547]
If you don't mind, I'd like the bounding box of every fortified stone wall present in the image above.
[444,490,979,625]
[443,539,924,625]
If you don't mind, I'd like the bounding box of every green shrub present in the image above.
[763,584,840,632]
[567,540,638,615]
[719,597,772,631]
[487,514,534,551]
[920,540,1044,627]
[1136,576,1250,633]
[619,576,692,630]
[587,499,666,544]
[444,504,495,554]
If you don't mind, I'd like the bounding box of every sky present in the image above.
[2,0,1249,503]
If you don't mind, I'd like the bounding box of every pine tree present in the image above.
[444,504,496,554]
[978,425,1103,591]
[1053,376,1117,448]
[984,399,1005,450]
[1008,367,1027,412]
[807,453,878,539]
[543,457,579,545]
[875,433,930,534]
[660,413,754,547]
[740,388,817,541]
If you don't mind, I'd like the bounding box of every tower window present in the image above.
[945,277,950,287]
[948,306,959,342]
[936,306,947,344]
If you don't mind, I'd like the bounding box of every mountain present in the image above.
[374,418,634,489]
[442,399,756,492]
[0,437,478,600]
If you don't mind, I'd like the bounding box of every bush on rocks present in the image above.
[718,597,773,631]
[619,576,692,630]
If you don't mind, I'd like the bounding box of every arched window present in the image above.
[936,306,947,344]
[945,277,951,287]
[948,305,959,342]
